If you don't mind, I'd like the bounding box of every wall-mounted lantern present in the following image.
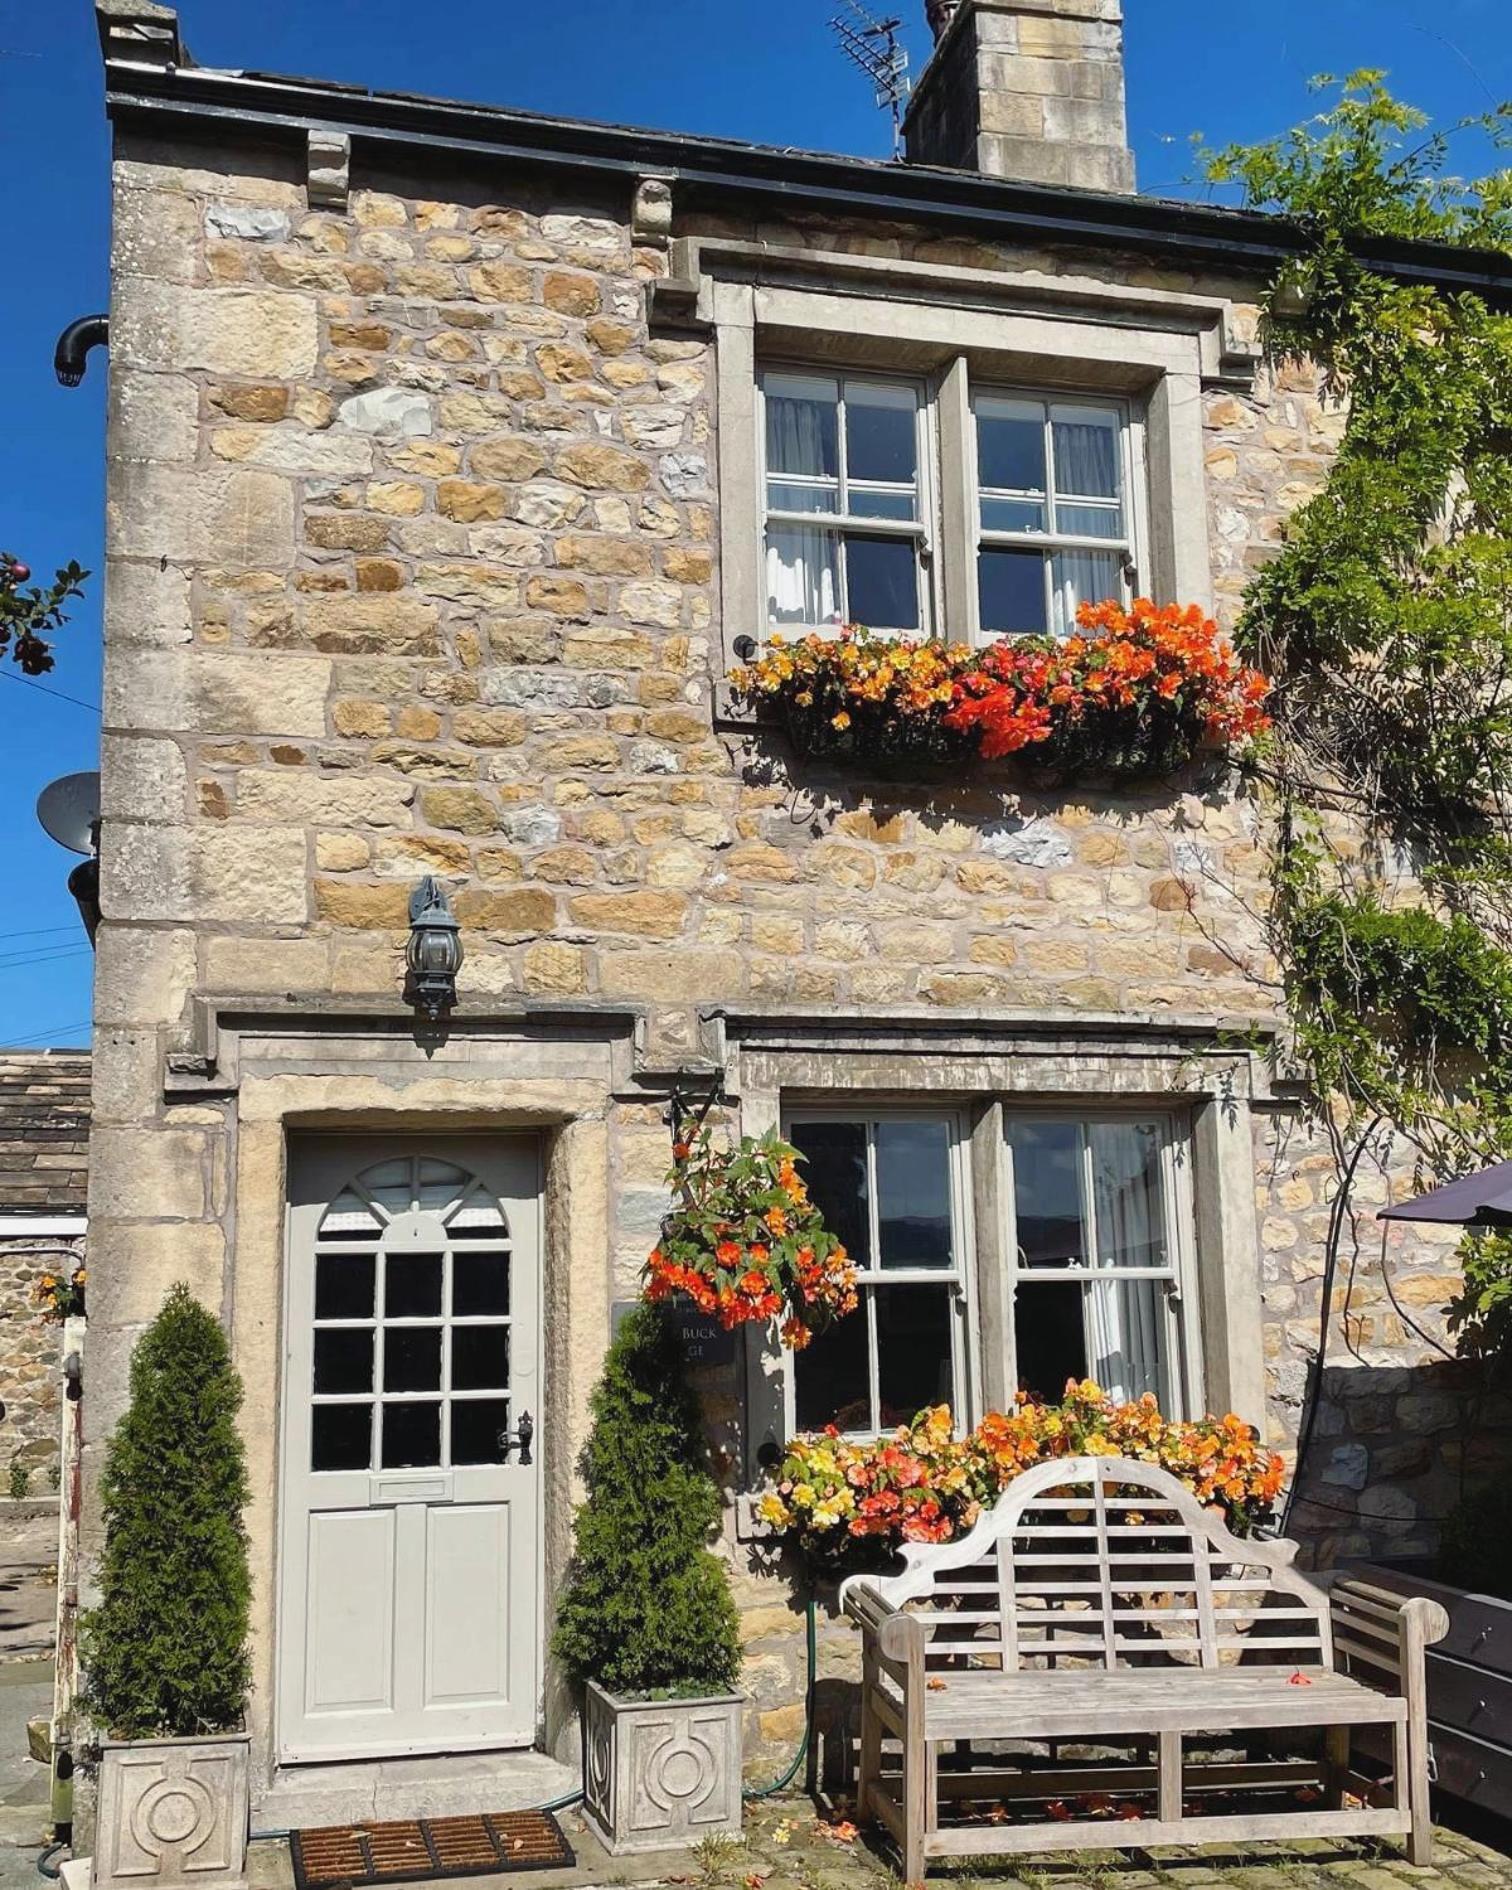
[405,878,463,1022]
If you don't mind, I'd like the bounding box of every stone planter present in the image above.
[582,1680,743,1855]
[92,1733,250,1890]
[1353,1562,1512,1814]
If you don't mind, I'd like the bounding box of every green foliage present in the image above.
[1203,76,1512,1187]
[0,554,86,676]
[1447,1230,1512,1361]
[552,1301,741,1700]
[81,1285,251,1740]
[8,1461,28,1502]
[1438,1480,1512,1600]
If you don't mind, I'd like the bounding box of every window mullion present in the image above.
[865,1122,884,1428]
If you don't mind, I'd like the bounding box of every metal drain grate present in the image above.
[291,1809,575,1889]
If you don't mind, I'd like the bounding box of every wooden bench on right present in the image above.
[841,1456,1449,1880]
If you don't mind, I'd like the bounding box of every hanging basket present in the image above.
[643,1128,858,1350]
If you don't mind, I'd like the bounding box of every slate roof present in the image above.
[0,1051,91,1214]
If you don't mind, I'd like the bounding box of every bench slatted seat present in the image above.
[840,1456,1448,1879]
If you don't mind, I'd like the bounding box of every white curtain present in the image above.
[1084,1123,1166,1403]
[1052,549,1121,634]
[1085,1278,1164,1404]
[767,527,839,627]
[766,381,841,627]
[1052,411,1120,499]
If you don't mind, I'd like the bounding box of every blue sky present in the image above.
[0,0,1507,1050]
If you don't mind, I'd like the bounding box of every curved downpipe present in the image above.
[54,316,109,388]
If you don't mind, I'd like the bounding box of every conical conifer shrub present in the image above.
[553,1301,741,1698]
[82,1284,251,1739]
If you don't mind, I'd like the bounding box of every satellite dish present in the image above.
[37,772,101,858]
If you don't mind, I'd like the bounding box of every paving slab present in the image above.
[240,1793,1512,1890]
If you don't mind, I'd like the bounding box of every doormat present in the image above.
[291,1809,576,1890]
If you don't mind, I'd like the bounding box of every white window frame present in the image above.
[1002,1107,1203,1418]
[972,389,1141,640]
[714,271,1221,688]
[758,365,939,638]
[780,1104,978,1440]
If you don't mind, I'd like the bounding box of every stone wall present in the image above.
[0,1240,76,1488]
[94,130,1482,1778]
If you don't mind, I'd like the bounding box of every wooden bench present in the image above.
[840,1456,1448,1878]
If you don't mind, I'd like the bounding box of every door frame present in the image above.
[274,1130,548,1764]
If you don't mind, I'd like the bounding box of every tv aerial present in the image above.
[829,0,912,156]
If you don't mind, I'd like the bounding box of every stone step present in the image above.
[255,1750,580,1832]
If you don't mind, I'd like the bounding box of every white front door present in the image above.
[279,1137,541,1762]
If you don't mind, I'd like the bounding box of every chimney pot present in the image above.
[908,0,1135,193]
[926,0,961,41]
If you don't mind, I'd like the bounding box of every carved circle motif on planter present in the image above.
[133,1776,217,1855]
[640,1722,720,1815]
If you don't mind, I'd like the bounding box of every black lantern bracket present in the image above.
[404,877,464,1025]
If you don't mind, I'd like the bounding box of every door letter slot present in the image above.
[370,1474,452,1506]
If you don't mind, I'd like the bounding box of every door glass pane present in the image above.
[788,1121,871,1267]
[314,1328,374,1396]
[454,1252,510,1318]
[452,1326,509,1392]
[767,525,840,627]
[1085,1276,1164,1404]
[979,548,1047,635]
[846,381,917,486]
[382,1401,441,1469]
[312,1403,372,1473]
[1089,1121,1169,1270]
[875,1285,953,1426]
[1013,1281,1087,1400]
[452,1399,511,1467]
[765,372,839,479]
[846,534,919,631]
[386,1254,443,1319]
[977,399,1046,493]
[876,1121,952,1269]
[794,1300,871,1432]
[1052,409,1121,498]
[316,1253,375,1321]
[1007,1121,1086,1268]
[385,1327,442,1393]
[416,1159,469,1212]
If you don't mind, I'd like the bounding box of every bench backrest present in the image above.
[846,1455,1333,1673]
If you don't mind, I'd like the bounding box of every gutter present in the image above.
[102,57,1512,301]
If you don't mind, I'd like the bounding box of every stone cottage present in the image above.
[0,1050,89,1485]
[87,0,1509,1826]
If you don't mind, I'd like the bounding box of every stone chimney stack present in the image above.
[906,0,1135,194]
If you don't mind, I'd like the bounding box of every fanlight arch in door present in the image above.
[320,1154,512,1240]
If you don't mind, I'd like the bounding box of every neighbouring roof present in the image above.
[100,46,1512,303]
[0,1051,92,1215]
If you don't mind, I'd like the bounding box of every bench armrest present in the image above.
[842,1578,929,1673]
[1329,1576,1450,1696]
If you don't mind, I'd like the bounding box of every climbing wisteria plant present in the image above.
[1197,74,1512,1181]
